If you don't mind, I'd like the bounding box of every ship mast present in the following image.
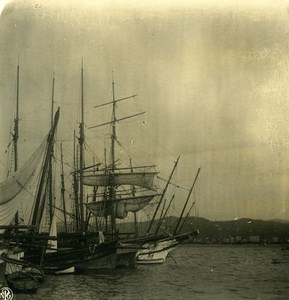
[129,158,138,237]
[73,130,80,231]
[109,74,117,235]
[13,60,20,172]
[60,142,68,232]
[31,108,60,229]
[12,59,20,225]
[155,194,175,235]
[146,155,180,235]
[174,167,201,235]
[89,72,143,237]
[78,61,85,233]
[48,73,55,227]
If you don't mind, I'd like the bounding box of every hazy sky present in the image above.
[1,0,289,221]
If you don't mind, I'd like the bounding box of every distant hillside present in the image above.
[117,216,289,244]
[270,219,289,224]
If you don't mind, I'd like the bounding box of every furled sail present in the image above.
[86,194,157,219]
[0,138,47,226]
[86,200,109,218]
[120,195,157,213]
[83,172,157,190]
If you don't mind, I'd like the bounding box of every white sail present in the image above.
[46,214,57,252]
[0,138,47,226]
[0,139,46,204]
[86,194,157,219]
[120,195,157,213]
[83,172,157,190]
[116,195,157,219]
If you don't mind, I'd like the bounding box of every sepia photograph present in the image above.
[0,0,289,299]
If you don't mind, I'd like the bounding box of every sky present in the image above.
[0,0,289,221]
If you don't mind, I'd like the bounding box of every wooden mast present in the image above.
[109,72,117,236]
[13,60,20,172]
[129,158,138,237]
[178,192,197,234]
[73,130,80,231]
[92,157,99,231]
[146,155,180,235]
[78,61,85,233]
[88,74,143,237]
[155,194,175,235]
[31,108,60,229]
[104,148,108,232]
[12,59,20,225]
[60,142,68,232]
[174,167,201,235]
[48,73,55,227]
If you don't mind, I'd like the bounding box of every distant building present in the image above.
[249,236,260,243]
[234,236,242,243]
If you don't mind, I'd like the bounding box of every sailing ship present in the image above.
[1,62,198,276]
[0,65,118,276]
[118,148,200,265]
[77,73,159,268]
[47,64,121,271]
[84,74,199,266]
[132,163,200,264]
[26,69,118,274]
[135,232,197,264]
[0,62,44,291]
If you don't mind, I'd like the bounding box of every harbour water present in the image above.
[15,244,289,300]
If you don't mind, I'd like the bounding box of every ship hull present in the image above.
[135,231,198,264]
[116,245,138,268]
[0,250,6,288]
[135,239,178,264]
[25,240,118,274]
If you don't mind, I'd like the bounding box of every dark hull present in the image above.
[116,245,138,268]
[0,253,6,288]
[6,272,38,293]
[22,267,45,282]
[42,240,118,274]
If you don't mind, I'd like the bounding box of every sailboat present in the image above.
[83,75,160,267]
[31,65,119,273]
[0,67,118,275]
[0,104,61,282]
[84,74,199,266]
[0,63,62,292]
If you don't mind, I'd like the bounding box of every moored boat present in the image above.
[6,271,38,294]
[135,231,198,264]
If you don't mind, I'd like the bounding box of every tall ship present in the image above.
[0,63,118,278]
[82,72,199,266]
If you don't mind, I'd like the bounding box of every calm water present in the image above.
[14,244,289,300]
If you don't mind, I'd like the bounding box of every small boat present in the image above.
[54,266,75,275]
[6,271,38,293]
[22,267,45,282]
[272,246,289,264]
[0,251,45,283]
[0,249,7,288]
